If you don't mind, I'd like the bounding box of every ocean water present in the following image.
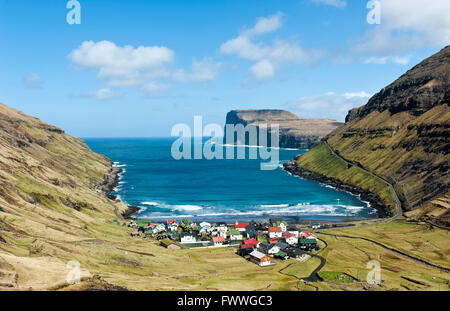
[85,138,378,222]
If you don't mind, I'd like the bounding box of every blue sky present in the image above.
[0,0,448,137]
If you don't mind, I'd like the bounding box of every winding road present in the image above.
[321,140,403,227]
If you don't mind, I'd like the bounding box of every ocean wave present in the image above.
[173,205,204,211]
[140,201,159,206]
[139,203,367,219]
[260,204,290,208]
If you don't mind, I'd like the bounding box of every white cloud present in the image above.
[250,59,275,81]
[311,0,347,9]
[220,13,324,82]
[23,73,44,89]
[289,91,371,121]
[173,58,221,83]
[84,88,122,100]
[242,12,284,37]
[69,40,174,87]
[68,41,222,99]
[355,0,450,62]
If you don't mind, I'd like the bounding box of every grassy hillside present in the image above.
[296,46,449,226]
[297,141,397,214]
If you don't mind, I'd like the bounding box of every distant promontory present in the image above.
[223,109,342,149]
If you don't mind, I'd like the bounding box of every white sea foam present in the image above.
[173,205,204,211]
[260,204,290,208]
[141,202,159,206]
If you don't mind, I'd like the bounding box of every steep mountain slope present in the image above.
[292,46,450,226]
[0,102,131,289]
[224,109,342,149]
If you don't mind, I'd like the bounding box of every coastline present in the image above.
[101,156,387,223]
[283,158,392,219]
[101,161,142,219]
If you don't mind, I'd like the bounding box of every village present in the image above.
[128,218,320,266]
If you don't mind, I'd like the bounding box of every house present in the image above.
[287,248,307,260]
[275,241,289,251]
[245,229,258,239]
[154,224,166,233]
[200,221,211,228]
[168,223,178,232]
[180,232,197,243]
[258,242,270,253]
[212,236,225,246]
[249,250,275,267]
[272,221,288,232]
[300,231,317,240]
[267,244,280,255]
[199,225,211,234]
[216,223,228,232]
[268,227,282,238]
[298,238,318,251]
[269,238,278,244]
[230,229,243,241]
[237,247,254,258]
[160,239,183,250]
[240,244,255,250]
[274,251,289,260]
[167,219,177,225]
[130,231,140,237]
[235,222,249,232]
[287,227,299,237]
[244,238,259,247]
[283,232,298,245]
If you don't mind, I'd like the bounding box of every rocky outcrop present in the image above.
[224,109,342,149]
[346,46,450,122]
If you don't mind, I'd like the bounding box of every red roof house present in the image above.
[244,238,259,246]
[167,219,176,224]
[269,227,282,232]
[235,222,249,229]
[213,236,225,243]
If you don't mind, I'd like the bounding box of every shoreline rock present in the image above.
[282,159,393,219]
[100,164,123,200]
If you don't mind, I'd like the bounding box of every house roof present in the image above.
[301,231,313,237]
[249,250,267,259]
[269,227,282,232]
[213,236,225,242]
[283,232,295,238]
[276,242,289,249]
[275,251,287,257]
[167,219,176,224]
[240,244,255,249]
[299,238,317,244]
[235,222,249,229]
[244,238,259,245]
[230,229,240,235]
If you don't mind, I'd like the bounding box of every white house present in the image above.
[249,250,275,267]
[288,230,299,238]
[180,233,197,243]
[230,229,243,241]
[273,221,287,232]
[200,222,211,228]
[283,233,298,245]
[267,245,280,255]
[268,227,282,239]
[212,236,225,246]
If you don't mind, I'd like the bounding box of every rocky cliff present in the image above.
[224,109,342,149]
[294,46,450,226]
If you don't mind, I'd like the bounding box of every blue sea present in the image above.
[85,138,378,222]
